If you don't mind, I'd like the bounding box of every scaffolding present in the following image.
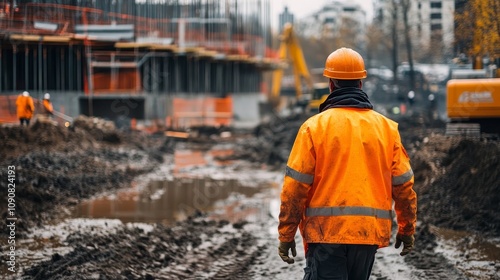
[0,0,276,127]
[1,0,272,55]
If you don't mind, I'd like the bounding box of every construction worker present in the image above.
[278,47,417,279]
[42,93,54,116]
[407,90,415,107]
[37,92,55,124]
[15,91,35,126]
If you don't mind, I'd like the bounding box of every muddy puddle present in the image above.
[70,144,264,225]
[72,177,263,224]
[431,226,500,279]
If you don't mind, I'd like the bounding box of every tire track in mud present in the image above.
[22,217,263,280]
[371,248,467,280]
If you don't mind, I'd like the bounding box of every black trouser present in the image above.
[20,118,30,126]
[303,243,378,280]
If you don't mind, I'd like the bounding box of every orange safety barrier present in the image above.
[213,97,233,126]
[171,96,233,129]
[91,69,140,93]
[0,95,19,124]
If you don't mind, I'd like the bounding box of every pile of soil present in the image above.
[411,135,500,236]
[228,113,304,167]
[72,115,122,144]
[398,118,499,279]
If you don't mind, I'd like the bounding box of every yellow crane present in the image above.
[270,23,315,110]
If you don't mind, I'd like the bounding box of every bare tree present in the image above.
[364,23,386,68]
[294,22,332,70]
[336,18,361,50]
[400,0,415,90]
[294,16,361,71]
[390,0,399,86]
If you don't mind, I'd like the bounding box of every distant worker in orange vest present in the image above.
[42,93,54,117]
[16,91,35,126]
[278,47,417,279]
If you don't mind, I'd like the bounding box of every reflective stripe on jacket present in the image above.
[16,95,35,119]
[278,107,417,248]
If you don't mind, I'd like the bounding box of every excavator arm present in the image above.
[271,23,314,107]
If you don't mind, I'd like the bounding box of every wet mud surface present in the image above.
[1,113,499,279]
[24,217,262,280]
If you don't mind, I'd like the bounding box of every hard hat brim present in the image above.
[323,69,367,80]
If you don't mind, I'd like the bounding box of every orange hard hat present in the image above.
[323,47,367,80]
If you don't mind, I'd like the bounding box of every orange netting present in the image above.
[171,96,232,128]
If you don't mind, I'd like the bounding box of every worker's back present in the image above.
[294,107,406,247]
[279,47,416,277]
[16,94,35,119]
[42,99,53,114]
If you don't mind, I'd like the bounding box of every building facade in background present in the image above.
[0,0,276,128]
[299,1,367,40]
[374,0,455,61]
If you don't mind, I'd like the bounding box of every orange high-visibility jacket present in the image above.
[16,95,35,119]
[278,107,416,248]
[43,99,53,114]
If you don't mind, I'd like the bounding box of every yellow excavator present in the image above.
[446,78,500,135]
[270,23,328,114]
[308,82,330,114]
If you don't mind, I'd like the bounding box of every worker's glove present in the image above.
[395,233,415,256]
[278,240,297,264]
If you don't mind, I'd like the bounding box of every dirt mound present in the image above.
[0,115,131,161]
[72,115,122,143]
[24,216,262,280]
[227,113,303,167]
[1,123,78,159]
[412,135,500,236]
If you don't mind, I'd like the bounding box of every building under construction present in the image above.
[0,0,275,128]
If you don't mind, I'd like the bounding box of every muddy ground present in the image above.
[1,113,499,279]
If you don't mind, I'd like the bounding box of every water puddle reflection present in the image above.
[72,177,262,224]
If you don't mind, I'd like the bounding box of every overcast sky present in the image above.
[270,0,374,31]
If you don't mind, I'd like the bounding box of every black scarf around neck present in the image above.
[318,87,373,113]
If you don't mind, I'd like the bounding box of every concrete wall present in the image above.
[231,92,263,128]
